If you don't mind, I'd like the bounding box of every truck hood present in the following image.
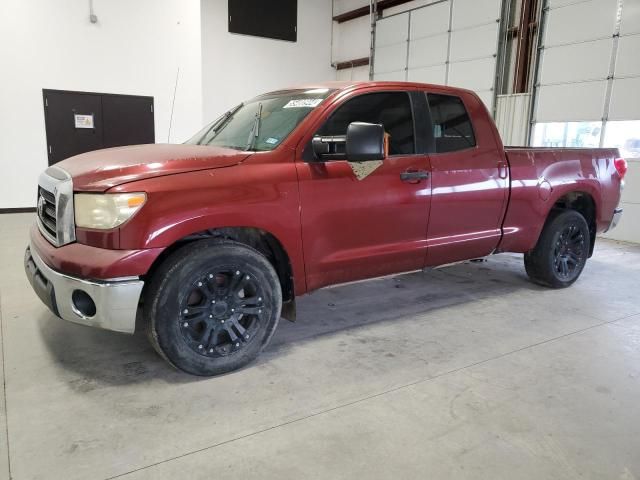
[57,144,252,191]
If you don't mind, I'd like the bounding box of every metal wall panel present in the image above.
[373,70,407,81]
[373,0,500,112]
[451,0,500,29]
[407,64,447,84]
[449,22,499,62]
[539,39,612,84]
[448,58,496,91]
[373,12,409,77]
[375,12,409,46]
[615,34,640,77]
[409,1,449,37]
[375,43,409,75]
[536,81,608,122]
[609,78,640,120]
[620,0,640,35]
[545,0,618,46]
[408,34,449,69]
[495,93,532,146]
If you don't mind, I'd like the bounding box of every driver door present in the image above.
[295,90,432,291]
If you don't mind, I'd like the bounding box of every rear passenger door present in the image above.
[424,91,509,266]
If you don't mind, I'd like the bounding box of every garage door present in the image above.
[532,0,640,152]
[372,0,502,111]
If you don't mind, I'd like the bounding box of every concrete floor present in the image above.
[0,213,639,480]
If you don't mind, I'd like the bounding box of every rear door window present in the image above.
[427,94,476,153]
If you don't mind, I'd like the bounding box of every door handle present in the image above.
[497,160,508,179]
[400,170,430,183]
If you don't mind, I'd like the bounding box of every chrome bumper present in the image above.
[24,245,144,334]
[605,207,623,232]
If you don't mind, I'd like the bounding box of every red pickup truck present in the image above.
[24,81,626,376]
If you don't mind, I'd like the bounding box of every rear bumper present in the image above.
[24,245,144,334]
[604,207,623,233]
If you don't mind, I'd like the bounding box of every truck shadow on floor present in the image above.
[38,253,540,387]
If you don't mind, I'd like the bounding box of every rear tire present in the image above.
[524,209,590,288]
[144,239,282,376]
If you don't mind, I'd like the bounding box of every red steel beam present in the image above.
[333,0,415,23]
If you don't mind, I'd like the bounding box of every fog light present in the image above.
[72,290,96,318]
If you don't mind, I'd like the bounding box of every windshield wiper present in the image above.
[245,103,263,151]
[210,103,243,137]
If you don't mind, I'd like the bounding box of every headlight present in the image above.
[74,193,147,229]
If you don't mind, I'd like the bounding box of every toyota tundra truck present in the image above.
[24,81,627,376]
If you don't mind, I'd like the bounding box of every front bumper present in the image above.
[24,245,144,334]
[605,207,623,233]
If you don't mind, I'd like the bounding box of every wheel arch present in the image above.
[143,227,297,321]
[545,190,597,257]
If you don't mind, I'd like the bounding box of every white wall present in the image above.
[0,0,203,209]
[200,0,336,124]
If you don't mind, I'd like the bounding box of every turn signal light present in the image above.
[614,158,628,178]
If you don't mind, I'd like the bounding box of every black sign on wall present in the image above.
[43,89,155,165]
[228,0,297,42]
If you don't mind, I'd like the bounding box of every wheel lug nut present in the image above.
[235,271,240,275]
[183,322,188,327]
[198,345,203,349]
[183,309,188,314]
[209,348,214,353]
[258,297,262,301]
[209,274,213,278]
[235,343,240,347]
[212,300,216,304]
[231,308,235,312]
[197,282,202,287]
[221,320,225,323]
[209,315,213,318]
[246,275,250,280]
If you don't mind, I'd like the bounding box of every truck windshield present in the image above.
[186,89,334,151]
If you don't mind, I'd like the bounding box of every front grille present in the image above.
[38,187,57,239]
[36,166,76,247]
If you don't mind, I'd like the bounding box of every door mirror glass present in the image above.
[311,122,385,162]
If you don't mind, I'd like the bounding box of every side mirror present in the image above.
[345,122,385,162]
[310,122,385,162]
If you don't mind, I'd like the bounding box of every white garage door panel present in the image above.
[545,0,618,47]
[452,0,500,30]
[410,1,450,38]
[548,0,591,7]
[621,0,640,35]
[375,43,407,74]
[373,70,406,81]
[449,23,498,62]
[448,58,496,91]
[375,13,409,47]
[539,39,612,84]
[407,64,447,84]
[609,77,640,120]
[615,34,640,77]
[475,90,494,110]
[408,33,448,69]
[536,81,607,122]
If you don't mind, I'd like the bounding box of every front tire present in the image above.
[524,209,590,288]
[144,239,282,376]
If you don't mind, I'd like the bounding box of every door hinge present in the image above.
[48,145,52,154]
[44,98,48,107]
[150,104,153,113]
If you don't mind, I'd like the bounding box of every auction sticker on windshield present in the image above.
[283,99,323,109]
